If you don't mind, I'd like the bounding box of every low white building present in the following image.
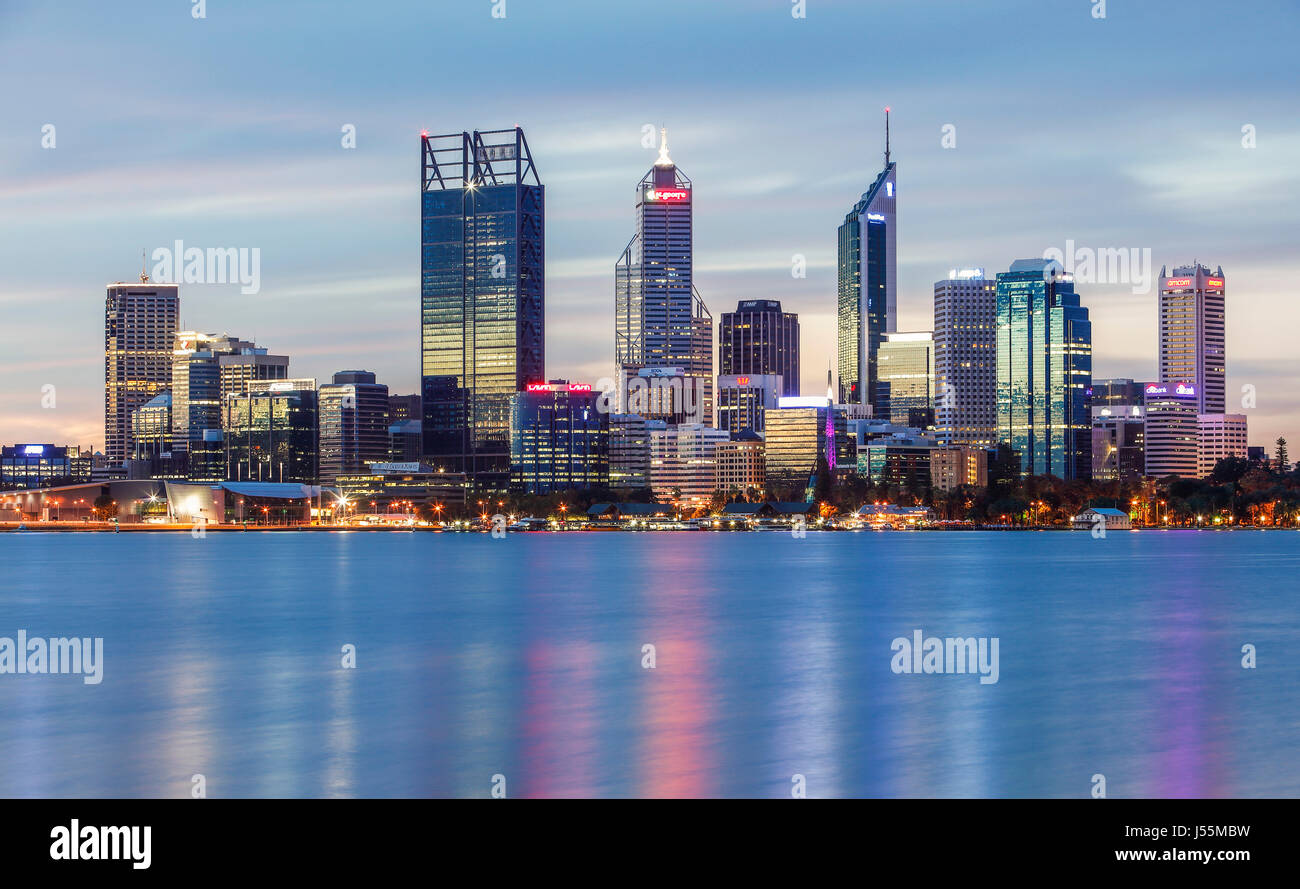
[1072,507,1132,531]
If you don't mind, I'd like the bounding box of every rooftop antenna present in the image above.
[139,248,149,283]
[884,106,891,167]
[655,126,672,166]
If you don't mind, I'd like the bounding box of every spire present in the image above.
[139,248,149,283]
[884,106,891,167]
[655,127,672,166]
[827,361,834,401]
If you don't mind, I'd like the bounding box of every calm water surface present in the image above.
[1,530,1297,798]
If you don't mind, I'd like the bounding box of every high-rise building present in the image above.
[1089,378,1150,410]
[876,331,934,427]
[1197,413,1248,478]
[764,397,851,484]
[1,444,91,489]
[105,275,179,466]
[388,394,422,423]
[420,128,545,490]
[716,373,782,435]
[1091,408,1145,482]
[609,414,651,491]
[223,378,319,483]
[933,269,996,447]
[509,381,609,495]
[615,130,713,424]
[1159,264,1225,414]
[718,300,799,397]
[1143,382,1199,479]
[318,371,391,485]
[837,110,897,408]
[995,259,1092,479]
[647,423,729,507]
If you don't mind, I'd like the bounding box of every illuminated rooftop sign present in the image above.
[1163,278,1192,288]
[22,445,45,456]
[643,188,690,203]
[525,382,593,393]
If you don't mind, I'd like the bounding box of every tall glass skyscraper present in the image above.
[995,259,1092,479]
[420,128,544,490]
[876,331,934,427]
[837,110,897,408]
[615,130,713,423]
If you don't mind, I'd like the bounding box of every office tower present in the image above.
[129,393,181,478]
[105,274,179,465]
[421,127,545,490]
[609,414,650,490]
[716,373,782,435]
[318,371,391,484]
[1143,382,1199,478]
[719,299,800,397]
[0,444,90,489]
[1159,264,1225,414]
[876,331,934,427]
[615,129,713,424]
[930,447,988,492]
[837,109,897,408]
[995,259,1092,479]
[388,394,422,423]
[714,430,766,496]
[764,397,850,483]
[218,345,290,400]
[1091,409,1145,482]
[860,436,937,490]
[509,381,609,494]
[647,423,730,507]
[223,378,319,483]
[933,269,996,447]
[1197,413,1248,478]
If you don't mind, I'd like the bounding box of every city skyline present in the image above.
[2,1,1297,450]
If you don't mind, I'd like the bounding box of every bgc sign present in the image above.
[643,188,690,203]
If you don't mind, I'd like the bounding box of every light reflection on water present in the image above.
[0,530,1296,798]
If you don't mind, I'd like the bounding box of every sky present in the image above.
[1,0,1297,451]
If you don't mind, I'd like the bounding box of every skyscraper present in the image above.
[837,109,897,408]
[718,299,800,397]
[420,127,545,490]
[1143,382,1199,479]
[104,273,179,466]
[933,269,996,447]
[615,129,713,424]
[224,378,319,484]
[509,381,609,495]
[318,370,390,485]
[875,331,934,427]
[1159,264,1225,414]
[995,259,1092,479]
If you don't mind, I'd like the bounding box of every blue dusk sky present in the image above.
[1,0,1297,448]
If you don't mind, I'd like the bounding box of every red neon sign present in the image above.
[736,376,751,386]
[644,188,690,203]
[525,382,592,393]
[1206,278,1224,288]
[1163,278,1192,288]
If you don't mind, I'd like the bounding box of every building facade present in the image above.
[933,269,997,447]
[647,423,729,507]
[837,115,897,409]
[876,331,934,427]
[1143,382,1199,479]
[105,276,179,466]
[716,373,782,435]
[714,431,766,496]
[1091,407,1146,482]
[718,299,799,397]
[509,381,609,495]
[1159,264,1225,414]
[609,414,651,491]
[1197,413,1248,478]
[1,445,91,489]
[223,379,319,484]
[930,446,988,492]
[615,130,713,425]
[764,398,850,483]
[420,128,545,490]
[995,259,1092,479]
[318,371,391,485]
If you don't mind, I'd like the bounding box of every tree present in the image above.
[1274,437,1289,473]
